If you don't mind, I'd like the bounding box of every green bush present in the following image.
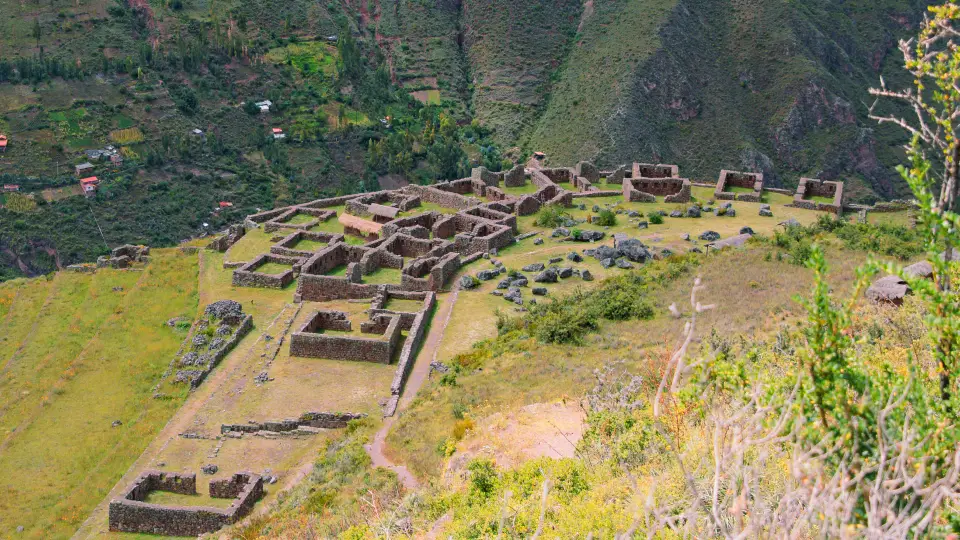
[534,205,570,228]
[649,213,664,224]
[595,209,617,226]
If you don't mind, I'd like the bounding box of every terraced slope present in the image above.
[0,249,199,538]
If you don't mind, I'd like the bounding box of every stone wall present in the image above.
[714,170,763,202]
[575,161,600,183]
[789,177,844,214]
[294,274,400,302]
[232,254,300,289]
[403,184,479,210]
[175,314,253,389]
[207,224,246,252]
[289,311,402,363]
[623,177,691,202]
[221,412,366,434]
[108,471,263,537]
[401,251,461,291]
[264,208,335,234]
[270,230,343,258]
[504,165,526,187]
[572,190,622,198]
[632,163,679,178]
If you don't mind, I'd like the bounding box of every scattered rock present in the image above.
[616,238,653,263]
[739,226,755,235]
[616,258,634,269]
[205,300,243,320]
[637,221,648,229]
[779,218,802,228]
[112,420,122,427]
[192,335,208,348]
[576,230,605,242]
[690,247,703,254]
[202,464,218,475]
[551,227,570,238]
[660,248,674,258]
[686,206,701,218]
[532,287,548,296]
[496,278,511,289]
[581,270,594,281]
[476,269,499,281]
[726,208,736,217]
[430,361,450,374]
[112,286,124,292]
[681,233,690,241]
[590,245,620,261]
[459,276,478,290]
[699,231,721,242]
[670,210,683,218]
[533,237,544,245]
[490,290,503,297]
[721,202,733,209]
[759,208,773,217]
[558,267,574,278]
[254,371,270,384]
[504,287,523,304]
[166,317,188,327]
[601,258,615,268]
[534,268,559,283]
[511,277,529,287]
[549,257,563,264]
[592,205,600,212]
[523,263,545,272]
[567,252,583,262]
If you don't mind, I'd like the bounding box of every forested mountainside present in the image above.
[0,0,930,279]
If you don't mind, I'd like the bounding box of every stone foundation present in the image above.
[714,170,764,202]
[788,177,844,214]
[623,177,691,203]
[232,254,301,289]
[108,471,263,537]
[289,311,402,363]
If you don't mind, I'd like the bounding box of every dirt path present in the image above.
[364,285,462,490]
[72,300,295,539]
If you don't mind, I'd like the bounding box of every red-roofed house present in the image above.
[0,135,8,152]
[272,127,286,140]
[218,201,233,209]
[2,184,20,192]
[79,176,100,195]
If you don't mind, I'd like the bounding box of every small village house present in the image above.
[75,162,95,177]
[0,134,8,153]
[218,201,233,209]
[272,127,286,140]
[79,176,100,195]
[255,100,272,113]
[2,184,20,192]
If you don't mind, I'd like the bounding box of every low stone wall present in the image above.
[175,314,253,389]
[289,311,402,363]
[388,294,435,398]
[401,252,461,291]
[632,163,679,178]
[270,230,344,258]
[207,224,246,252]
[221,412,367,434]
[715,170,763,202]
[572,190,622,198]
[264,208,335,234]
[294,274,401,302]
[108,471,263,537]
[403,184,479,210]
[503,165,526,187]
[788,177,844,214]
[232,254,300,289]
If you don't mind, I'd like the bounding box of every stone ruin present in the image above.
[108,471,263,536]
[232,253,303,289]
[206,224,246,252]
[221,411,367,435]
[714,170,764,202]
[788,177,844,214]
[289,310,403,363]
[172,300,253,388]
[97,244,150,269]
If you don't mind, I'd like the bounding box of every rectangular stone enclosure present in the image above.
[789,177,844,214]
[289,311,402,363]
[714,170,764,202]
[109,471,263,537]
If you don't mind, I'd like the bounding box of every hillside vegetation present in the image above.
[0,249,198,537]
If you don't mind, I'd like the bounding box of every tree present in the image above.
[869,3,960,398]
[32,18,41,47]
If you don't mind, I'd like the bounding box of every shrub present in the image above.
[595,209,617,226]
[649,213,664,224]
[534,205,570,228]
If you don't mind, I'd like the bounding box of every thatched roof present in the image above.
[338,213,382,235]
[368,203,400,219]
[866,275,910,305]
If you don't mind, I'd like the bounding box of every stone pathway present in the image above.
[364,284,462,490]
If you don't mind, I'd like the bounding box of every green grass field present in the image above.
[0,249,199,538]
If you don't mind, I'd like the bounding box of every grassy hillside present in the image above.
[0,249,198,538]
[524,0,930,201]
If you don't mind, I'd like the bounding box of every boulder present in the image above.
[582,270,594,281]
[686,206,701,218]
[511,277,529,287]
[591,245,620,261]
[739,226,755,235]
[690,247,703,254]
[601,258,615,268]
[504,287,523,303]
[558,267,574,278]
[721,202,733,209]
[759,208,773,217]
[567,252,583,262]
[497,279,511,290]
[534,268,559,283]
[552,227,570,238]
[670,210,683,218]
[681,233,690,241]
[459,276,478,289]
[616,258,634,269]
[533,238,544,245]
[476,269,499,281]
[779,218,801,228]
[592,205,601,212]
[532,287,548,296]
[726,208,736,217]
[576,230,606,242]
[523,263,546,272]
[627,210,641,218]
[699,231,721,241]
[202,464,218,475]
[637,221,648,229]
[617,238,652,263]
[549,257,563,264]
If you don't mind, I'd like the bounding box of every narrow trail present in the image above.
[364,285,462,490]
